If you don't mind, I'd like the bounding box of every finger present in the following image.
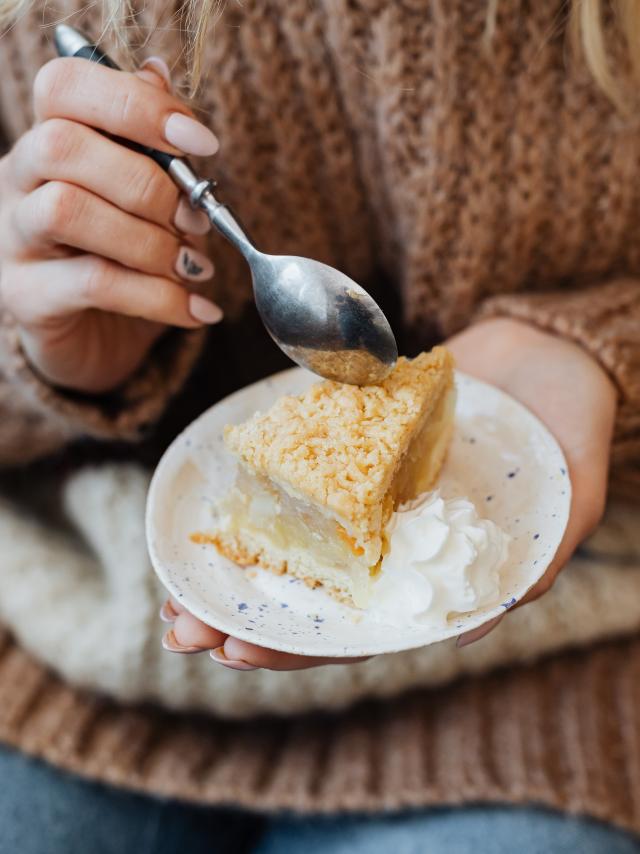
[515,532,577,608]
[34,58,219,157]
[212,636,369,671]
[514,536,573,608]
[10,121,199,233]
[514,461,610,609]
[159,599,182,622]
[159,597,193,622]
[169,597,189,616]
[12,121,210,235]
[2,255,222,329]
[169,611,228,651]
[13,181,213,282]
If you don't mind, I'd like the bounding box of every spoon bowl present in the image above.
[199,190,398,385]
[250,253,398,385]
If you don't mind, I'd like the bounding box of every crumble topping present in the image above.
[224,347,454,527]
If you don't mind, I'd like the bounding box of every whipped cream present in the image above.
[369,491,510,626]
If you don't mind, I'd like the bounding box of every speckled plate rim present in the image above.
[146,369,571,657]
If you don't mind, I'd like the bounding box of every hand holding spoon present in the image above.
[54,25,398,385]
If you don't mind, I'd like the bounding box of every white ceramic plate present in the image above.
[146,369,571,657]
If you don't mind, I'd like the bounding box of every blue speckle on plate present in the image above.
[533,533,540,540]
[238,602,248,612]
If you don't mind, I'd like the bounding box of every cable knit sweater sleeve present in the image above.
[477,278,640,474]
[0,307,206,467]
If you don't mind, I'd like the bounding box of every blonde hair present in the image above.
[569,0,640,114]
[1,0,639,107]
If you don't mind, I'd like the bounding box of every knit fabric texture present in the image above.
[0,465,639,830]
[4,632,640,830]
[0,0,638,474]
[2,464,640,718]
[0,0,639,825]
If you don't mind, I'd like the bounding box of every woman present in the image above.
[0,0,638,850]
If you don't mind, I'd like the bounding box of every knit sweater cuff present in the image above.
[0,310,206,466]
[476,278,640,469]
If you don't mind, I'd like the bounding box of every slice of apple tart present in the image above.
[205,347,456,608]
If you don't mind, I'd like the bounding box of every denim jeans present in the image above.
[0,746,638,854]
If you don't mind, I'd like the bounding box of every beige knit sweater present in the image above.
[1,0,640,827]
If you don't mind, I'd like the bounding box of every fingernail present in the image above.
[175,246,214,282]
[140,56,172,90]
[174,197,211,235]
[188,294,223,325]
[162,628,205,654]
[159,600,178,623]
[164,113,219,156]
[210,647,258,671]
[456,614,505,648]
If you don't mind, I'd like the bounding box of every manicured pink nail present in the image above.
[164,113,219,156]
[162,628,205,654]
[174,197,211,235]
[188,294,223,325]
[159,600,178,623]
[175,246,214,282]
[456,614,504,648]
[210,647,258,671]
[140,56,172,90]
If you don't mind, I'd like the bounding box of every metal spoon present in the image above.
[54,25,398,385]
